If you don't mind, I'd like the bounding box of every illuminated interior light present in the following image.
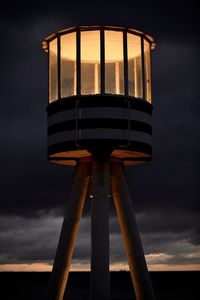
[46,27,154,102]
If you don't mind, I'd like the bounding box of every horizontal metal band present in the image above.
[48,129,152,146]
[48,140,152,156]
[48,107,152,127]
[48,119,152,135]
[47,95,153,116]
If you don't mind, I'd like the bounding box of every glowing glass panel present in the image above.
[49,38,58,102]
[61,33,76,97]
[144,39,152,102]
[81,31,100,95]
[127,34,142,98]
[105,31,124,95]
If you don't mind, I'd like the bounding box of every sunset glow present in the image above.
[1,261,200,272]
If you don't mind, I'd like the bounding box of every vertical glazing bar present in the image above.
[76,29,81,96]
[141,37,146,100]
[115,62,120,94]
[57,36,61,99]
[74,61,77,95]
[76,29,81,145]
[100,29,105,94]
[134,58,138,97]
[149,43,153,103]
[123,31,128,96]
[48,42,50,104]
[94,63,99,94]
[123,31,130,146]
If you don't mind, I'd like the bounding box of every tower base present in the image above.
[46,157,155,300]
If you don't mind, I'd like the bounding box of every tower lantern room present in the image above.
[42,26,156,165]
[42,26,157,300]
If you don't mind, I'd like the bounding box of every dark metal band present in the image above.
[48,119,152,136]
[47,95,153,116]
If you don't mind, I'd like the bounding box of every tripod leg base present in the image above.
[46,160,90,300]
[111,161,155,300]
[90,159,110,300]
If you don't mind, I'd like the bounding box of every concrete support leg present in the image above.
[90,159,110,300]
[111,161,155,300]
[46,160,90,300]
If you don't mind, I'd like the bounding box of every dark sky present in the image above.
[0,0,199,271]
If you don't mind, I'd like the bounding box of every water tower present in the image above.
[42,26,156,300]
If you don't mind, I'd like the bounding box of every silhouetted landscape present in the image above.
[0,271,198,300]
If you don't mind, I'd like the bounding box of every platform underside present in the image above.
[49,148,151,166]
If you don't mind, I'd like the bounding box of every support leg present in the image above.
[46,159,90,300]
[90,159,110,300]
[111,161,155,300]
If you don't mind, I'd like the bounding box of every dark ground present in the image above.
[0,271,198,300]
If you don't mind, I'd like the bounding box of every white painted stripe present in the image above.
[48,107,151,127]
[48,129,152,146]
